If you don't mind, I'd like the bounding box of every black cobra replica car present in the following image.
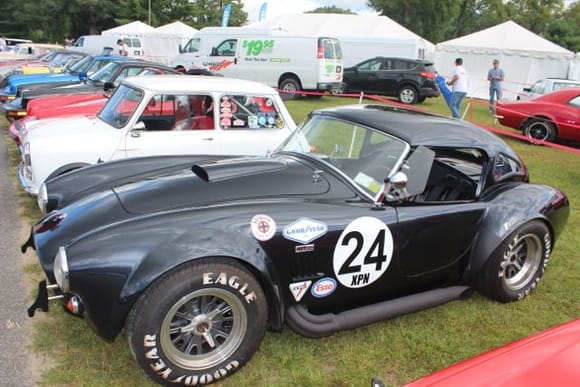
[24,105,569,386]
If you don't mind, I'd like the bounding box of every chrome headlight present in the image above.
[53,246,70,292]
[37,182,48,213]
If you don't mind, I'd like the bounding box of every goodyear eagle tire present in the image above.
[476,221,551,303]
[127,259,267,386]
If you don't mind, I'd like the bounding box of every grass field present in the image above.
[2,94,579,387]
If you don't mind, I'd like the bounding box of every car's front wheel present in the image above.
[127,259,268,386]
[397,85,418,104]
[475,221,551,302]
[523,118,557,142]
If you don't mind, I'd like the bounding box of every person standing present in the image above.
[446,58,469,119]
[117,39,128,56]
[487,59,504,112]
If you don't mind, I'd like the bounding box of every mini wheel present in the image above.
[475,221,551,302]
[127,259,267,386]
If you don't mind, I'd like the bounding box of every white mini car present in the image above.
[18,75,296,195]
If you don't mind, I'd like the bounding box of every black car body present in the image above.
[26,105,569,386]
[2,60,178,119]
[343,57,440,104]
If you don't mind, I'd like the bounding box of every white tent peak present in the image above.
[156,21,198,37]
[102,21,156,36]
[438,20,573,55]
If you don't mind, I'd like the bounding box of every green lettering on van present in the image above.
[242,39,275,56]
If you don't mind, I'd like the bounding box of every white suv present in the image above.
[18,75,296,195]
[517,78,580,100]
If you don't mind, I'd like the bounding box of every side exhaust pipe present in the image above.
[286,286,473,338]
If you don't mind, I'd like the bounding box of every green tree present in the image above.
[545,1,580,52]
[504,0,564,35]
[306,6,356,14]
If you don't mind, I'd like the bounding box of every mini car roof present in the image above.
[123,75,278,94]
[314,104,516,157]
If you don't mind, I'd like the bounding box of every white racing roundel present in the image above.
[333,217,394,288]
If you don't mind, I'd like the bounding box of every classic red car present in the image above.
[404,318,580,386]
[496,87,580,142]
[8,93,107,145]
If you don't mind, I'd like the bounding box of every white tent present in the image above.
[568,52,580,81]
[247,13,435,66]
[434,21,575,100]
[156,21,198,46]
[101,21,156,36]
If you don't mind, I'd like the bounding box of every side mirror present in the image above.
[103,81,115,91]
[383,171,409,202]
[522,87,531,92]
[78,71,88,80]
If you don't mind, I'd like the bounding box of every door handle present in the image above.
[202,137,214,141]
[234,58,237,65]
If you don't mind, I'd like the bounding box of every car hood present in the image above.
[113,156,331,214]
[21,81,94,99]
[23,115,112,142]
[405,319,580,387]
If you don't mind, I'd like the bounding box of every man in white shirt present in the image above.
[446,57,469,119]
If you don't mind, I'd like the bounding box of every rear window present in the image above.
[424,64,436,73]
[553,81,580,92]
[319,38,342,59]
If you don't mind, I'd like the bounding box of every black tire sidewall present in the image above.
[128,260,268,386]
[398,86,418,104]
[524,119,556,142]
[477,221,552,302]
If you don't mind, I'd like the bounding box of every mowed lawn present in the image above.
[2,93,579,387]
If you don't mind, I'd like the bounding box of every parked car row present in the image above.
[0,50,573,386]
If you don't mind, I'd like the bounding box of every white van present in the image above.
[173,27,344,98]
[72,35,145,57]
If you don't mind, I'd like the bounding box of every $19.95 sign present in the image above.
[333,217,394,288]
[242,39,274,56]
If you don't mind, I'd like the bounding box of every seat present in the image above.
[191,115,214,130]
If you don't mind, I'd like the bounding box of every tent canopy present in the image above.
[435,21,574,100]
[156,21,198,38]
[101,21,156,36]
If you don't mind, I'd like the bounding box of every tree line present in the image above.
[1,0,578,52]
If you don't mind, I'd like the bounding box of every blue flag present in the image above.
[436,75,453,109]
[258,2,268,21]
[221,3,232,27]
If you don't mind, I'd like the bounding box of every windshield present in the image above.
[89,62,121,83]
[67,55,93,74]
[98,84,143,128]
[277,114,408,196]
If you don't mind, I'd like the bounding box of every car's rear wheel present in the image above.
[127,259,267,386]
[475,221,551,303]
[279,77,302,100]
[398,85,418,104]
[523,118,557,142]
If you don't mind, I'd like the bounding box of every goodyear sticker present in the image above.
[283,217,327,244]
[250,214,276,241]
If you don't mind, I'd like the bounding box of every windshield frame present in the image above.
[276,114,410,200]
[88,61,121,83]
[98,83,144,129]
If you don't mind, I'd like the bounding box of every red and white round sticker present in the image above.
[250,214,276,241]
[333,217,394,288]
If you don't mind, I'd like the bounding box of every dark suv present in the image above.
[343,57,440,104]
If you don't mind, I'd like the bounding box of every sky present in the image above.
[241,0,378,23]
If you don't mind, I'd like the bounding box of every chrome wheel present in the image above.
[160,288,247,370]
[499,233,542,291]
[524,119,556,142]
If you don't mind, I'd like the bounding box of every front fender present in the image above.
[463,183,569,282]
[66,220,283,339]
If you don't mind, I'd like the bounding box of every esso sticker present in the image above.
[311,277,336,298]
[333,217,393,288]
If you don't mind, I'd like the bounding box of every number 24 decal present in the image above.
[333,217,394,288]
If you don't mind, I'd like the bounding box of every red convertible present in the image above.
[8,93,107,145]
[496,87,580,142]
[404,318,580,386]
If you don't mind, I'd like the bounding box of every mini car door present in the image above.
[122,93,222,158]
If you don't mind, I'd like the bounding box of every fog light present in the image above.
[65,295,84,315]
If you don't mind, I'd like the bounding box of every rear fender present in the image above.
[463,183,568,282]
